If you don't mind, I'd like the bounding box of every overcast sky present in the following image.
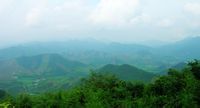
[0,0,200,46]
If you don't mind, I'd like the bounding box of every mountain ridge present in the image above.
[97,64,156,82]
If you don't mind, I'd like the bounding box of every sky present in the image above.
[0,0,200,47]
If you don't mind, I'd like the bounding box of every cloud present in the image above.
[25,0,48,27]
[130,13,152,25]
[0,0,13,13]
[157,19,174,27]
[89,0,139,26]
[184,3,200,15]
[25,0,92,29]
[53,0,87,11]
[1,0,200,46]
[25,8,43,27]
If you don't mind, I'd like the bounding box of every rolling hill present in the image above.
[97,64,156,82]
[0,54,88,80]
[0,54,90,94]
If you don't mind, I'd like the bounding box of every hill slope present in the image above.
[0,54,88,80]
[97,64,156,82]
[0,54,89,94]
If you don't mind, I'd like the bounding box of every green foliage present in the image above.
[0,90,6,99]
[189,59,200,80]
[2,60,200,108]
[15,94,33,108]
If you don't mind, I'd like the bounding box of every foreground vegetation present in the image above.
[1,60,200,108]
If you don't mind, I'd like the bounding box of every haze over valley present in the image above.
[0,0,200,107]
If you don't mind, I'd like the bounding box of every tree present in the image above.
[188,59,200,80]
[15,94,33,108]
[0,89,6,100]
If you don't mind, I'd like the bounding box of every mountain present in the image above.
[171,62,187,70]
[0,40,107,60]
[0,54,88,80]
[0,40,160,72]
[97,64,156,82]
[0,41,152,60]
[0,37,200,74]
[158,36,200,60]
[0,54,90,94]
[159,62,188,75]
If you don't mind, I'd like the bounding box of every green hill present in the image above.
[16,54,87,76]
[0,54,88,79]
[1,60,200,107]
[0,54,90,94]
[97,64,156,82]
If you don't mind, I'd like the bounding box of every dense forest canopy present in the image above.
[0,60,200,108]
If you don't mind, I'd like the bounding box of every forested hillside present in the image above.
[0,54,90,95]
[0,54,158,95]
[0,60,200,108]
[98,64,155,82]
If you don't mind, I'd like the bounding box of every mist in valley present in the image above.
[0,0,200,107]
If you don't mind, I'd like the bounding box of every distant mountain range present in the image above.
[0,36,199,94]
[157,37,200,60]
[0,36,199,72]
[97,64,156,82]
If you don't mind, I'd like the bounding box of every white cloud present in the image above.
[25,8,43,27]
[184,3,200,15]
[25,0,91,29]
[0,0,13,13]
[25,0,48,27]
[89,0,139,26]
[50,0,92,31]
[130,13,152,25]
[1,0,200,45]
[54,0,86,11]
[157,19,174,27]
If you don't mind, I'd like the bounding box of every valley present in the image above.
[0,37,199,95]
